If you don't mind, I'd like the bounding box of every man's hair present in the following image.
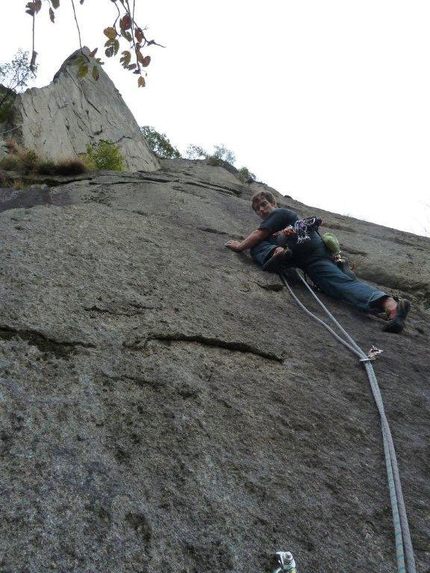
[251,190,276,211]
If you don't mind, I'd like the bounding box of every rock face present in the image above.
[0,159,429,572]
[5,50,160,172]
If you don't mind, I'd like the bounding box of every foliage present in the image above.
[210,144,236,165]
[2,139,20,155]
[0,142,87,175]
[24,0,163,87]
[0,49,36,122]
[82,139,125,171]
[236,166,256,183]
[0,87,15,124]
[0,170,26,189]
[0,49,35,92]
[185,143,235,165]
[141,126,181,159]
[185,144,207,160]
[36,157,87,175]
[0,148,39,173]
[184,142,256,182]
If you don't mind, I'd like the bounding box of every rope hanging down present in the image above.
[278,269,416,573]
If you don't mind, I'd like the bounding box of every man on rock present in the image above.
[225,190,410,334]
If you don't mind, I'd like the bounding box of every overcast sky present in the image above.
[2,1,430,236]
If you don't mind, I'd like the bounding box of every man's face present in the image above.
[253,196,277,219]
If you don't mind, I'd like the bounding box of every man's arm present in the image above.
[225,228,271,252]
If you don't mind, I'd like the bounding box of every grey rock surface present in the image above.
[5,50,160,173]
[0,160,429,573]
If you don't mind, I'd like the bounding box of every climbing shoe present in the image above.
[262,248,292,273]
[383,299,411,334]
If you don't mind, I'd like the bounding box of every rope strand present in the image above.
[279,269,416,573]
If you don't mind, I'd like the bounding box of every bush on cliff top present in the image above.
[82,140,125,171]
[141,126,181,159]
[0,49,36,123]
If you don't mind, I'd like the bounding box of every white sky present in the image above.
[2,1,430,236]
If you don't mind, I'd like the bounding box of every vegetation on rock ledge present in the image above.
[0,138,126,177]
[81,140,125,171]
[0,141,87,176]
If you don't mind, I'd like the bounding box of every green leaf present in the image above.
[121,29,132,42]
[51,0,60,8]
[105,40,119,58]
[77,63,88,78]
[120,50,131,68]
[103,27,117,40]
[72,55,85,66]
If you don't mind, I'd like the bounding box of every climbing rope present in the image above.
[278,269,416,573]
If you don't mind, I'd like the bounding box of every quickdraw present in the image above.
[359,345,384,362]
[276,216,323,245]
[272,551,297,572]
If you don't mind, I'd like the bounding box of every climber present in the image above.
[225,190,410,334]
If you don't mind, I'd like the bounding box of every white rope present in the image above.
[279,269,416,573]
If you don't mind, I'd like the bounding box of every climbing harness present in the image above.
[276,216,322,245]
[277,269,416,573]
[294,216,322,243]
[275,217,356,277]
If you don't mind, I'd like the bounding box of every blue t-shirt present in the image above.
[258,208,328,265]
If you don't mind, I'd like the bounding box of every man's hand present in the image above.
[225,240,243,252]
[273,226,296,237]
[225,229,270,253]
